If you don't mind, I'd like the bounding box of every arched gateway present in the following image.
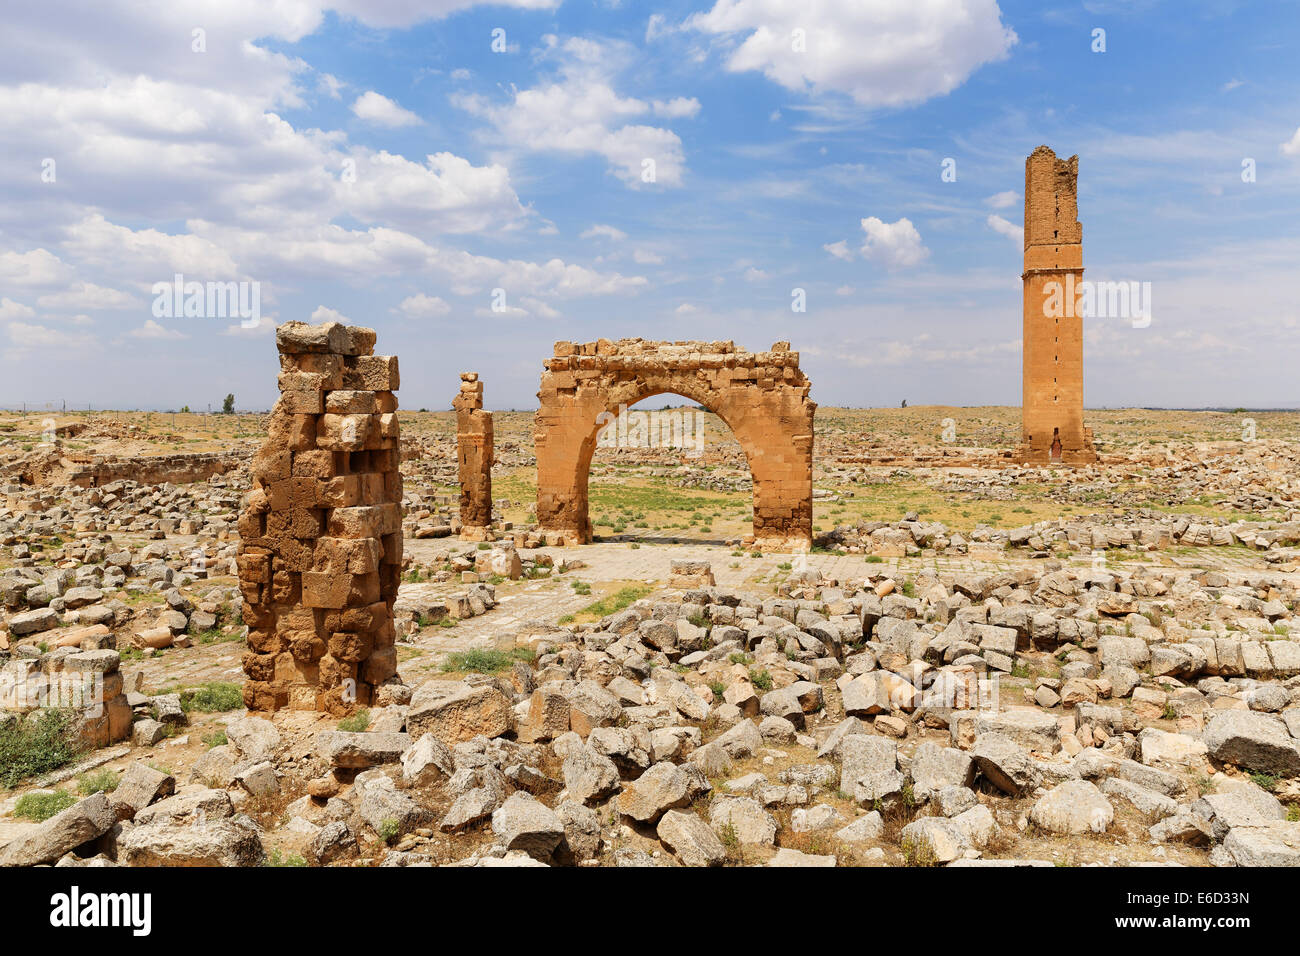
[535,338,815,549]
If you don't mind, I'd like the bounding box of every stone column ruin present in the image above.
[238,320,402,715]
[453,372,494,539]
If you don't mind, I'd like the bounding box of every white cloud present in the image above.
[0,19,637,348]
[351,90,421,127]
[1281,126,1300,156]
[6,321,93,349]
[0,298,36,321]
[128,319,188,340]
[223,313,276,337]
[825,217,929,268]
[0,0,660,388]
[0,249,75,287]
[185,219,646,299]
[0,74,504,250]
[474,304,529,318]
[986,214,1023,243]
[342,151,528,235]
[0,2,318,105]
[742,266,769,281]
[580,224,628,241]
[65,215,240,280]
[452,36,691,187]
[652,97,701,119]
[857,216,929,269]
[309,306,351,323]
[646,13,670,41]
[519,295,560,318]
[805,335,1019,368]
[490,256,647,298]
[318,72,343,99]
[36,281,137,311]
[392,294,451,319]
[633,248,664,264]
[687,0,1017,108]
[0,78,341,231]
[327,0,561,29]
[985,190,1018,209]
[823,239,853,261]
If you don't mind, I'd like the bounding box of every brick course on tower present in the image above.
[1017,145,1097,465]
[237,320,403,715]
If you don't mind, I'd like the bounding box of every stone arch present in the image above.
[535,338,815,549]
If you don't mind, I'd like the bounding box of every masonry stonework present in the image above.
[453,372,494,539]
[1017,145,1097,465]
[535,339,815,549]
[237,321,403,715]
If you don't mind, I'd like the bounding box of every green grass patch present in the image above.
[77,768,120,795]
[338,709,371,733]
[440,647,535,674]
[14,789,76,821]
[1249,772,1278,792]
[580,585,652,619]
[0,709,80,788]
[180,682,244,713]
[265,848,309,867]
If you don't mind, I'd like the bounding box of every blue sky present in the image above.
[1,0,1298,412]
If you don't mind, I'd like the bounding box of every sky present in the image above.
[1,0,1298,412]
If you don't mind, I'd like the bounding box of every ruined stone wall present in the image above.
[65,451,248,487]
[237,321,402,715]
[535,338,815,549]
[0,449,248,488]
[1019,145,1096,465]
[1,647,131,749]
[453,372,493,538]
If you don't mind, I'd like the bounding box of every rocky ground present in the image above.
[0,406,1298,868]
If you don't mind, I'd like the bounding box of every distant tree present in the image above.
[179,405,191,413]
[222,393,235,414]
[900,399,908,408]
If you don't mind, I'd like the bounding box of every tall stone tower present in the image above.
[1017,145,1096,464]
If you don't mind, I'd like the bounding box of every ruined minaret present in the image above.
[1017,145,1096,465]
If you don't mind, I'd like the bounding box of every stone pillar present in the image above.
[1018,145,1096,465]
[238,320,403,715]
[453,373,493,539]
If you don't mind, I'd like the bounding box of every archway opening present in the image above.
[585,392,753,546]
